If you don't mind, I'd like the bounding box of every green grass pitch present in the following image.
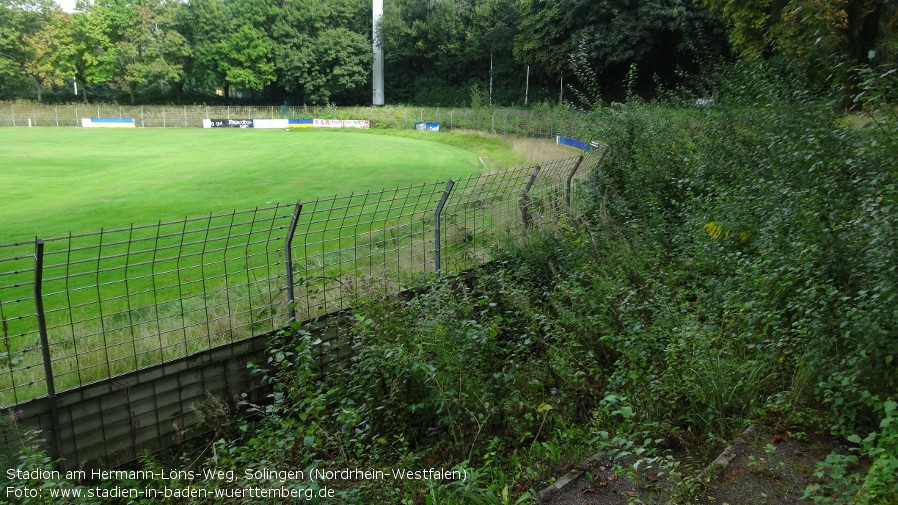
[0,128,486,244]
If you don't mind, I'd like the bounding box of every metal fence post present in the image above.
[34,239,65,465]
[521,165,541,227]
[565,156,585,207]
[285,202,303,323]
[434,180,455,278]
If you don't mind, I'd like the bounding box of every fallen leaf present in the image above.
[626,491,639,497]
[761,492,768,497]
[771,434,785,444]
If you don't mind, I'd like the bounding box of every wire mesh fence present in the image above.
[0,151,602,409]
[0,102,588,139]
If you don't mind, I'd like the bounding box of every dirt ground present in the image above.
[540,424,859,505]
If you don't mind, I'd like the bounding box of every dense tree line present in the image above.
[0,0,895,105]
[0,0,373,104]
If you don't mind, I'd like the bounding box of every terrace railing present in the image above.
[0,152,603,409]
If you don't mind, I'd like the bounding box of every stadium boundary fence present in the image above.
[0,102,588,139]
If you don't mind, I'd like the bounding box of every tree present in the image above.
[216,23,276,97]
[106,0,189,104]
[0,0,56,94]
[186,0,276,103]
[272,0,371,104]
[21,8,77,101]
[378,0,469,100]
[377,0,526,105]
[276,28,370,104]
[563,0,729,96]
[514,0,729,101]
[71,0,118,102]
[701,0,898,65]
[513,0,569,77]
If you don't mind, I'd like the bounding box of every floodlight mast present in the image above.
[372,0,385,105]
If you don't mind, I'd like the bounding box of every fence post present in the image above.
[284,202,303,323]
[55,105,59,127]
[34,239,65,465]
[434,180,455,278]
[184,106,188,127]
[162,109,166,128]
[520,165,541,227]
[565,156,585,207]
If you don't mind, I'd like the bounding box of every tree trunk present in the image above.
[33,76,42,103]
[224,82,230,105]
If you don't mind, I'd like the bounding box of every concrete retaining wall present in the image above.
[3,312,351,470]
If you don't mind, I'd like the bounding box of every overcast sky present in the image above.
[57,0,76,12]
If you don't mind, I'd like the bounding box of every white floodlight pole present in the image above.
[525,65,529,106]
[372,0,385,105]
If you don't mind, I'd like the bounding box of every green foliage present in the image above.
[3,430,84,504]
[702,0,896,67]
[273,0,370,104]
[580,60,898,501]
[804,400,898,504]
[513,0,569,77]
[0,0,54,80]
[21,9,77,102]
[107,0,190,104]
[559,0,730,100]
[3,0,732,104]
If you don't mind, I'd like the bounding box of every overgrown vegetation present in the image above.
[5,62,898,504]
